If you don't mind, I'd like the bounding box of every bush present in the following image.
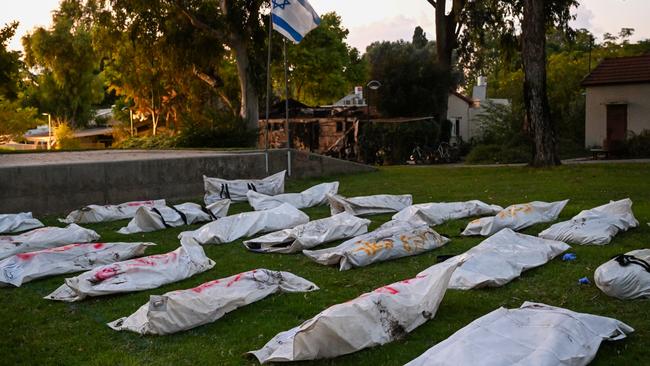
[112,112,257,150]
[175,114,257,148]
[465,144,529,164]
[625,130,650,158]
[113,133,178,149]
[558,138,589,159]
[54,122,81,150]
[358,119,440,165]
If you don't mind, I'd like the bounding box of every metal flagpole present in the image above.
[283,38,291,176]
[264,2,273,175]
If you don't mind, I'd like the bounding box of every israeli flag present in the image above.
[271,0,321,43]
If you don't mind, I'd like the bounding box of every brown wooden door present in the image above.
[606,104,627,146]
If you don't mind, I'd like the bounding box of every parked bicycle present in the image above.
[407,145,435,165]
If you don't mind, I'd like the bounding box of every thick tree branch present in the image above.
[172,1,225,40]
[191,65,236,114]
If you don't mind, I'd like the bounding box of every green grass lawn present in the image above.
[2,163,649,365]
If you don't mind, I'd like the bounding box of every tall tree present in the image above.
[279,12,367,106]
[365,35,450,118]
[457,0,577,166]
[91,0,238,134]
[174,0,266,130]
[22,0,104,127]
[0,22,23,100]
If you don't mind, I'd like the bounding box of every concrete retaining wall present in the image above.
[0,149,375,215]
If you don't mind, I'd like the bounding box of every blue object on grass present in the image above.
[562,253,577,261]
[579,277,590,285]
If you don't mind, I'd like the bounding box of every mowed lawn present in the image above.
[2,163,650,366]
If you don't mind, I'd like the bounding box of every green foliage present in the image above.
[53,122,81,149]
[113,112,257,149]
[465,26,650,157]
[365,37,452,117]
[21,0,104,127]
[465,143,530,164]
[358,120,440,165]
[0,96,38,139]
[278,13,368,106]
[0,22,23,100]
[627,131,650,158]
[96,0,233,135]
[475,102,527,146]
[113,133,178,149]
[175,112,257,148]
[619,130,650,158]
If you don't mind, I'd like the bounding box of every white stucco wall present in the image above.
[447,94,471,142]
[585,83,650,148]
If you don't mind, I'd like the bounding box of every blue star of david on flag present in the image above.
[272,0,291,10]
[271,0,320,43]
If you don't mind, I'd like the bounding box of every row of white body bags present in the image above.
[328,194,413,216]
[0,242,153,287]
[461,200,568,236]
[303,220,450,271]
[204,170,286,204]
[45,237,214,302]
[247,182,338,210]
[60,199,167,224]
[243,213,370,254]
[539,198,638,245]
[0,212,43,234]
[405,302,633,366]
[117,201,230,234]
[249,260,459,363]
[0,224,100,261]
[392,200,502,226]
[595,249,650,299]
[108,269,318,335]
[179,203,309,245]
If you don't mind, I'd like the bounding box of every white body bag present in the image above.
[179,203,309,245]
[117,201,231,234]
[247,182,339,211]
[243,213,370,254]
[0,212,44,234]
[447,228,570,290]
[303,220,449,271]
[462,200,569,236]
[594,249,650,299]
[538,198,638,245]
[249,261,459,363]
[0,224,100,261]
[108,269,318,335]
[405,302,633,366]
[327,194,413,216]
[204,170,285,204]
[45,238,215,302]
[392,200,503,226]
[0,242,153,287]
[60,199,167,224]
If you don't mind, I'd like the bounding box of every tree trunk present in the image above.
[521,0,560,166]
[230,34,260,131]
[434,2,451,127]
[431,0,466,133]
[177,1,260,131]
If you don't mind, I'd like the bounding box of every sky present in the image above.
[1,0,649,53]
